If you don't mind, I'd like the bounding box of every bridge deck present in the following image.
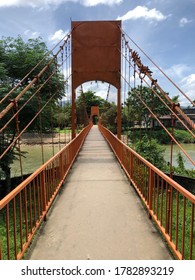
[27,126,173,260]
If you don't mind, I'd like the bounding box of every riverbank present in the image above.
[163,143,195,170]
[20,132,71,144]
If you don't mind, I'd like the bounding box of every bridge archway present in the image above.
[71,20,121,138]
[75,81,117,126]
[90,106,99,124]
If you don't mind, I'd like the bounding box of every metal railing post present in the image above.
[148,168,154,219]
[41,170,47,220]
[60,153,64,181]
[130,151,133,179]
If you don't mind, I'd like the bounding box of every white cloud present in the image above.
[182,74,195,86]
[180,74,195,105]
[179,17,193,27]
[49,29,68,43]
[0,0,122,8]
[81,81,117,103]
[0,0,37,8]
[82,0,122,6]
[150,64,194,106]
[0,0,64,8]
[165,64,190,79]
[117,5,168,22]
[24,29,41,38]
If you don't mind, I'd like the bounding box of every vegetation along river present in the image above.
[163,143,195,170]
[11,143,195,178]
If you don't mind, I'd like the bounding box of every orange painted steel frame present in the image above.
[0,123,92,260]
[91,106,99,118]
[71,20,121,139]
[90,106,100,123]
[99,123,195,260]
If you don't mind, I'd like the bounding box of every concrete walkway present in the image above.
[27,126,173,260]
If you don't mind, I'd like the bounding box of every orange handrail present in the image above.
[0,123,92,260]
[98,123,195,260]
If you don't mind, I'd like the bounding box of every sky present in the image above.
[0,0,195,106]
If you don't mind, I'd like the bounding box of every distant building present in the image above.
[155,107,195,128]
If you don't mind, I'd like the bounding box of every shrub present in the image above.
[134,135,166,170]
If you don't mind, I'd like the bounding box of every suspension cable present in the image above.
[139,78,143,143]
[120,71,195,167]
[12,100,24,181]
[0,91,58,161]
[106,84,111,103]
[119,47,195,137]
[0,32,72,106]
[48,69,55,156]
[119,34,195,130]
[121,48,195,150]
[37,78,45,164]
[0,36,70,121]
[143,78,195,139]
[0,72,55,133]
[120,28,195,107]
[80,84,89,126]
[0,61,72,135]
[0,46,72,161]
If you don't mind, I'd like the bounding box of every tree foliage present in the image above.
[101,103,117,133]
[0,35,65,193]
[134,135,166,170]
[76,90,105,126]
[124,86,170,129]
[0,35,65,129]
[53,102,72,129]
[172,152,195,179]
[76,90,105,117]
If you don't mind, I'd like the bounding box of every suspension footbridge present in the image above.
[27,126,172,260]
[0,20,194,260]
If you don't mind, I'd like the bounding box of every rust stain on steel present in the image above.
[71,20,121,90]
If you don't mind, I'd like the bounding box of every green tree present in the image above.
[176,152,185,172]
[0,36,64,130]
[172,152,195,178]
[125,86,170,130]
[134,135,166,170]
[101,103,117,134]
[53,101,72,129]
[0,35,64,194]
[76,90,105,118]
[76,90,105,126]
